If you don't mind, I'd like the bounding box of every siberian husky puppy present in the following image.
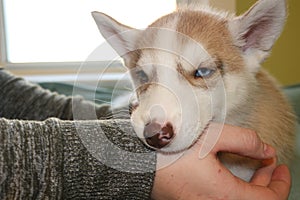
[92,0,295,181]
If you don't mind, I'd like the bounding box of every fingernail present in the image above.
[264,144,276,157]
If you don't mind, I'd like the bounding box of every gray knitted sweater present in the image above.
[0,70,156,199]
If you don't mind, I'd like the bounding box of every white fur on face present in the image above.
[130,32,225,152]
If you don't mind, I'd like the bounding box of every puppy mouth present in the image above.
[144,141,174,154]
[187,120,212,150]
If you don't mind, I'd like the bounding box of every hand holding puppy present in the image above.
[152,124,291,200]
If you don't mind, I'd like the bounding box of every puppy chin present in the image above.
[159,120,212,154]
[147,131,204,154]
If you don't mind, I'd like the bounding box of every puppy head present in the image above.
[92,0,287,153]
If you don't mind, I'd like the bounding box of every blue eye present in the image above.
[194,68,214,78]
[136,70,149,83]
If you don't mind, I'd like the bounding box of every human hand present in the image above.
[151,123,291,200]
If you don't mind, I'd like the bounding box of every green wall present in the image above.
[236,0,300,86]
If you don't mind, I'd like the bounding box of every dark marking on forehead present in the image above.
[176,10,228,43]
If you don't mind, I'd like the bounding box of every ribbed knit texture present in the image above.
[0,70,156,199]
[0,118,64,199]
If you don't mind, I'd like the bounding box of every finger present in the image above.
[250,157,277,186]
[239,165,291,200]
[209,123,276,159]
[268,165,291,199]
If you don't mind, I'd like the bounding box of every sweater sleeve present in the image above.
[0,69,112,120]
[0,118,156,200]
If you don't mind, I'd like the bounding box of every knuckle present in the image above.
[243,129,261,152]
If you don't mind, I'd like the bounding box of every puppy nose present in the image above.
[143,122,174,149]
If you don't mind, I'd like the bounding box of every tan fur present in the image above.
[220,68,296,173]
[248,70,295,163]
[176,10,244,72]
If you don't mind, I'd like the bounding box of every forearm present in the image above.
[0,69,111,120]
[61,119,156,199]
[0,118,156,199]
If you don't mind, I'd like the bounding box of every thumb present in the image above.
[268,165,291,199]
[250,157,277,186]
[241,165,291,200]
[199,123,276,159]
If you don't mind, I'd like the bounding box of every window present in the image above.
[1,0,176,63]
[0,0,177,85]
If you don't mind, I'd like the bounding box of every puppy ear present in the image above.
[229,0,287,63]
[92,12,141,66]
